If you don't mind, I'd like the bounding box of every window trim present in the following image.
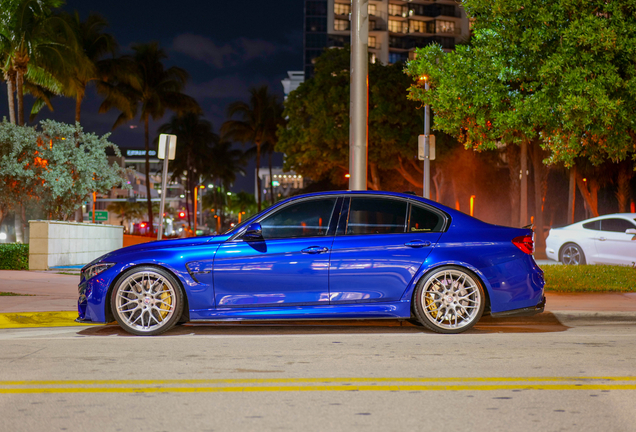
[232,196,343,242]
[337,195,449,237]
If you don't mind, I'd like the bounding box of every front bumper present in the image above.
[490,295,546,318]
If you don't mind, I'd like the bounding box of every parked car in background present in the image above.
[78,191,545,336]
[545,213,636,266]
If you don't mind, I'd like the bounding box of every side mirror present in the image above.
[626,229,636,235]
[243,222,263,240]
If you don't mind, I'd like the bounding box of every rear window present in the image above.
[347,198,407,235]
[583,221,600,230]
[408,204,444,232]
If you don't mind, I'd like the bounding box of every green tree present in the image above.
[0,120,127,223]
[221,85,281,212]
[98,42,200,233]
[405,0,636,249]
[277,47,423,191]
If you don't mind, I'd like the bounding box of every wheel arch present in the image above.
[406,263,492,315]
[105,263,190,323]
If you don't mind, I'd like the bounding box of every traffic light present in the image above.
[178,211,186,219]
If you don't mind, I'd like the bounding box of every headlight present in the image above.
[82,263,115,281]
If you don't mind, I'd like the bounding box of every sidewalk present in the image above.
[1,270,635,323]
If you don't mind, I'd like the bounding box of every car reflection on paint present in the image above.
[78,191,545,336]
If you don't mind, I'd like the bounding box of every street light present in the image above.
[421,75,431,199]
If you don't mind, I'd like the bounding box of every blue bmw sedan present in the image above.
[78,191,545,335]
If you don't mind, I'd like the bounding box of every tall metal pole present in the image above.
[423,81,430,199]
[157,148,169,240]
[349,0,369,190]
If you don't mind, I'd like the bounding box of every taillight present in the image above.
[512,235,534,254]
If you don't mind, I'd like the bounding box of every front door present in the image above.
[213,197,340,308]
[329,197,444,303]
[593,218,636,265]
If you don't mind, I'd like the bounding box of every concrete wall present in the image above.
[29,221,124,270]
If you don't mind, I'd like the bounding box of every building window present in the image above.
[389,51,408,64]
[409,20,428,33]
[388,4,407,17]
[368,35,377,48]
[306,17,327,32]
[436,20,456,34]
[368,3,377,16]
[334,2,350,15]
[388,19,407,33]
[306,1,327,16]
[334,18,350,31]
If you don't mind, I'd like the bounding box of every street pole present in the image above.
[423,80,430,199]
[349,0,368,191]
[157,134,176,240]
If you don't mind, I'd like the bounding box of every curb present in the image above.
[551,311,636,324]
[0,311,100,329]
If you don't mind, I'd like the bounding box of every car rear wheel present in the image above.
[560,243,586,265]
[111,266,183,336]
[413,266,485,334]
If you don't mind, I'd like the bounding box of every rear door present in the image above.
[328,196,445,304]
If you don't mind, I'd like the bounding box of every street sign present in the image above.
[418,134,436,160]
[88,211,108,222]
[158,134,177,160]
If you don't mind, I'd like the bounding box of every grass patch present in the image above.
[543,265,636,292]
[0,292,34,296]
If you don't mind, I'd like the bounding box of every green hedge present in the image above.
[543,264,636,292]
[0,243,29,270]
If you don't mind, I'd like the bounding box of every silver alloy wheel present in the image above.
[561,244,583,265]
[420,269,482,331]
[114,270,177,334]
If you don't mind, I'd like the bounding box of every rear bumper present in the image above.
[490,295,546,318]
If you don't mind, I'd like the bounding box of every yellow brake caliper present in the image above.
[158,283,172,319]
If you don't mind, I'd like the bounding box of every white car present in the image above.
[545,213,636,266]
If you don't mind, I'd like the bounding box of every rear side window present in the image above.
[583,221,600,230]
[347,198,407,235]
[409,204,444,232]
[260,198,337,239]
[600,218,636,233]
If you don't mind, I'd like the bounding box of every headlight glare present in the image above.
[83,263,115,281]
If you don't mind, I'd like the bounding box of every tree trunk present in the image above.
[576,173,600,217]
[256,142,262,212]
[567,166,576,224]
[16,69,24,126]
[506,144,520,227]
[616,161,633,213]
[520,140,528,226]
[75,93,83,124]
[5,71,16,124]
[531,140,547,256]
[268,152,274,204]
[144,117,154,233]
[368,163,381,190]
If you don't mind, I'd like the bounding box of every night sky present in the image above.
[0,0,304,192]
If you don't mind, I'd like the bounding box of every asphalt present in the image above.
[1,270,635,329]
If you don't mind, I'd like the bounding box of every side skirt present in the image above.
[190,301,412,321]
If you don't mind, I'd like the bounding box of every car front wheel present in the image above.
[560,243,586,265]
[413,266,485,334]
[111,266,183,336]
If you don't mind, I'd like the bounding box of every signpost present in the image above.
[88,211,109,222]
[157,134,177,240]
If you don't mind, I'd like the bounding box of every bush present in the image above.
[0,243,29,270]
[543,264,636,292]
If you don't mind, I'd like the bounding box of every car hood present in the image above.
[84,235,229,268]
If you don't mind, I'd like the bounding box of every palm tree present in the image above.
[57,11,117,124]
[0,0,72,125]
[208,141,247,230]
[99,42,200,232]
[157,112,219,230]
[221,85,282,212]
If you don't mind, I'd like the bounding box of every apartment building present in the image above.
[304,0,470,77]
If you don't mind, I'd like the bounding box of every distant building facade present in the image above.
[256,167,304,204]
[304,0,470,77]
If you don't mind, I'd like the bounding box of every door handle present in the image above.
[405,240,431,248]
[301,246,329,254]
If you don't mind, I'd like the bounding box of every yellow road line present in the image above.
[1,376,635,386]
[1,384,636,394]
[0,311,99,329]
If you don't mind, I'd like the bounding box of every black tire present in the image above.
[412,266,486,334]
[559,243,586,265]
[110,266,184,336]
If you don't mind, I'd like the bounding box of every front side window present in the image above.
[600,218,636,233]
[260,198,337,239]
[346,198,407,235]
[409,204,444,232]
